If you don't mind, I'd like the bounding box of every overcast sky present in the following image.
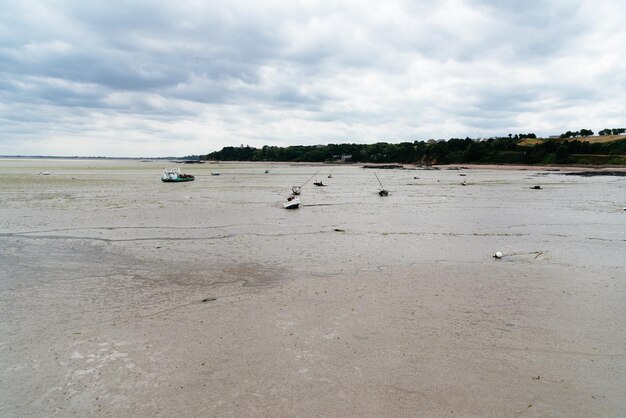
[1,0,625,157]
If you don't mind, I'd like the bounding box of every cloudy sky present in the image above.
[1,0,625,157]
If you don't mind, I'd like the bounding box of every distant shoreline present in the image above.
[0,155,192,161]
[4,156,625,171]
[436,163,626,172]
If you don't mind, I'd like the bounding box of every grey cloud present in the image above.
[1,0,625,156]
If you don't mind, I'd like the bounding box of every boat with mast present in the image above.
[313,171,326,186]
[374,171,389,196]
[292,169,320,195]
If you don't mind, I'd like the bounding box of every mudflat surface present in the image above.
[1,159,625,416]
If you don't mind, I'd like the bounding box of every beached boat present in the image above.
[374,172,389,196]
[284,195,300,209]
[291,169,319,195]
[161,168,195,182]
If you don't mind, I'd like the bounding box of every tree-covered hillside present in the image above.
[204,136,626,166]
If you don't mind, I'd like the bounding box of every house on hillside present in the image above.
[333,154,353,163]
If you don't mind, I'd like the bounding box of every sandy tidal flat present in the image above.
[1,159,625,416]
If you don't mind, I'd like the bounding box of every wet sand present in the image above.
[1,159,625,416]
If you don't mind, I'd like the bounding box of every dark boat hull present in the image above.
[162,177,194,182]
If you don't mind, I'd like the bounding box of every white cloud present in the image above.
[0,0,624,156]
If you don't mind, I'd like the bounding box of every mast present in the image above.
[374,171,389,196]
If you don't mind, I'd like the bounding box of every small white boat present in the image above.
[211,172,220,176]
[39,171,50,175]
[291,186,301,195]
[284,196,300,209]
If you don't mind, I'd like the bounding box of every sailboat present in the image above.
[374,172,389,196]
[313,172,326,186]
[292,169,320,194]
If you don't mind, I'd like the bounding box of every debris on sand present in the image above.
[494,251,544,259]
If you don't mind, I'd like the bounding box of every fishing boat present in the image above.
[211,172,220,176]
[284,195,300,209]
[313,181,325,187]
[161,168,195,182]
